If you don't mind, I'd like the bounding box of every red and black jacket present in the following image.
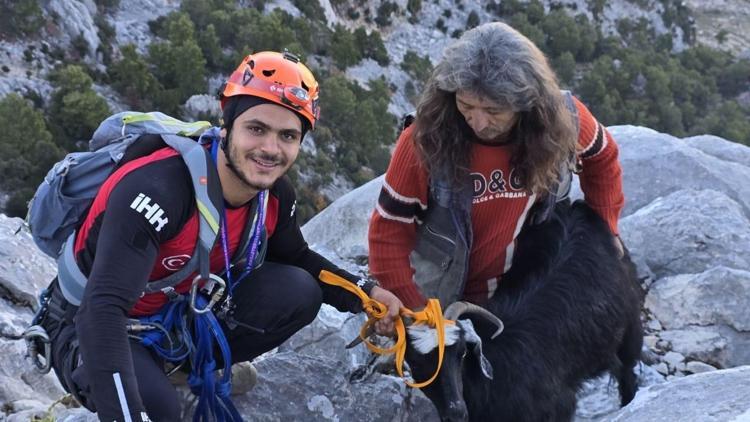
[72,146,365,420]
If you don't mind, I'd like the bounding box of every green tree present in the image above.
[541,10,581,58]
[230,9,302,54]
[0,0,44,38]
[525,0,545,24]
[509,13,545,48]
[318,76,395,184]
[407,0,422,22]
[553,51,576,86]
[717,60,750,96]
[466,10,480,29]
[401,50,433,84]
[48,65,111,151]
[330,25,361,68]
[695,101,750,145]
[354,28,390,66]
[198,24,223,70]
[147,13,207,113]
[292,0,327,23]
[0,94,64,217]
[109,44,162,110]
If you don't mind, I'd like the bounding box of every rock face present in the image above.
[607,366,750,422]
[611,126,750,219]
[683,0,750,57]
[47,0,100,59]
[620,189,750,278]
[301,175,383,260]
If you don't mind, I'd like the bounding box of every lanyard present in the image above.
[210,139,266,294]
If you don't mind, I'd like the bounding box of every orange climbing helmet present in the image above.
[219,51,320,129]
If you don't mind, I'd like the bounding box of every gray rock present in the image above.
[683,134,750,167]
[279,305,370,367]
[574,362,664,421]
[610,125,750,219]
[653,362,669,375]
[620,189,750,278]
[0,339,66,407]
[0,215,57,310]
[659,327,729,368]
[235,351,438,421]
[112,0,180,53]
[608,366,750,421]
[302,176,383,260]
[646,267,750,367]
[646,319,662,332]
[662,351,685,370]
[183,94,221,122]
[685,361,718,374]
[646,267,750,331]
[47,0,100,59]
[643,335,659,350]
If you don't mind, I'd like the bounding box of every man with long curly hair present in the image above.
[368,22,625,316]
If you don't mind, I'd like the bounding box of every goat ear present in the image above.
[457,320,494,380]
[475,347,493,380]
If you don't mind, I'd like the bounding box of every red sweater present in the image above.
[368,97,624,308]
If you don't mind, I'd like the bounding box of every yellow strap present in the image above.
[318,270,453,388]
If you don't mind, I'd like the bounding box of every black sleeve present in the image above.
[75,159,192,421]
[266,177,375,313]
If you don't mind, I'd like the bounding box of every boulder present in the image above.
[646,267,750,367]
[619,189,750,278]
[610,126,750,219]
[607,366,750,421]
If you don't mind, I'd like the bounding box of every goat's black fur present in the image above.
[408,200,644,422]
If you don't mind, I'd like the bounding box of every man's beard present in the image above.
[224,140,287,192]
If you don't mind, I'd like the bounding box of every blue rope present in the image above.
[188,295,243,422]
[135,298,192,362]
[133,296,243,421]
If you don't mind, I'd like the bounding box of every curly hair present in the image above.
[412,22,577,195]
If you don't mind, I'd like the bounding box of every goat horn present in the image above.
[346,324,376,349]
[444,301,505,340]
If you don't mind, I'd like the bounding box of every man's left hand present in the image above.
[369,286,403,337]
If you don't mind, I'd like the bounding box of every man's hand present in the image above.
[369,286,403,336]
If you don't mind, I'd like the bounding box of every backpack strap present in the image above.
[142,134,223,295]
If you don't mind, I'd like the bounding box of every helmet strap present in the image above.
[220,126,230,151]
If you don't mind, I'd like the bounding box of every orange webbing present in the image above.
[318,270,454,388]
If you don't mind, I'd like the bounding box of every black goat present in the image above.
[405,200,644,422]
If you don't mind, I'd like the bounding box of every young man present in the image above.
[44,51,401,421]
[369,22,625,310]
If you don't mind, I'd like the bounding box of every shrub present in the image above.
[0,94,63,217]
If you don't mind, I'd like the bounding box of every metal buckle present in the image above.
[23,325,52,373]
[190,273,226,314]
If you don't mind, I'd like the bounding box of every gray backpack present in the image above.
[26,111,223,305]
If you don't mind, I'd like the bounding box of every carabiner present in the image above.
[190,273,226,314]
[23,325,52,373]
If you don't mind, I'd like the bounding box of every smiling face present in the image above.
[455,90,519,143]
[219,103,302,203]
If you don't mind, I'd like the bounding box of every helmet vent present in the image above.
[248,60,255,69]
[301,81,309,92]
[263,69,276,77]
